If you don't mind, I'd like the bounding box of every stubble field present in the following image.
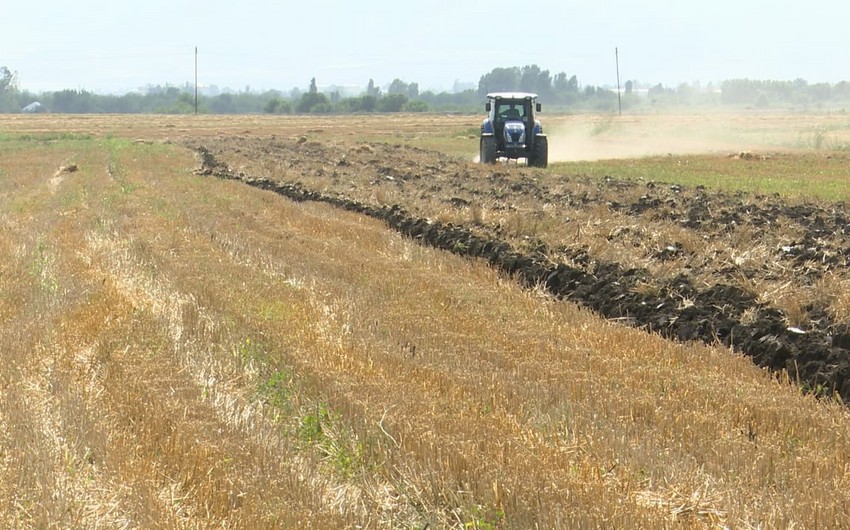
[3,112,850,529]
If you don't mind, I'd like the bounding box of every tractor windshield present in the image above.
[495,101,527,121]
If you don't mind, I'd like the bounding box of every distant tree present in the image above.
[336,94,378,113]
[566,75,578,93]
[809,82,831,101]
[648,83,672,98]
[310,102,332,113]
[208,93,236,113]
[385,79,420,99]
[676,83,694,101]
[263,97,291,114]
[419,88,478,111]
[0,66,15,93]
[366,78,381,97]
[294,77,328,113]
[552,72,580,104]
[519,64,552,97]
[0,66,20,112]
[478,67,521,96]
[359,95,378,112]
[625,80,633,94]
[720,79,755,104]
[835,81,850,100]
[51,89,98,113]
[376,93,408,112]
[479,65,557,99]
[402,100,429,112]
[553,72,568,93]
[388,78,408,96]
[175,93,197,113]
[295,90,329,113]
[406,82,419,99]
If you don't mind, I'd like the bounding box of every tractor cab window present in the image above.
[496,102,526,121]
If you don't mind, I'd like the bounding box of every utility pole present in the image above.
[194,46,199,115]
[615,47,622,116]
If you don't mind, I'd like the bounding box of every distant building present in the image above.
[22,102,43,113]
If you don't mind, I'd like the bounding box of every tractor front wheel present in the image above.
[480,136,497,164]
[530,136,548,168]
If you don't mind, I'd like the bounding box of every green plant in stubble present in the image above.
[298,403,364,478]
[258,369,294,411]
[298,403,330,443]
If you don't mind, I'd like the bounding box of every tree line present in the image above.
[3,64,850,114]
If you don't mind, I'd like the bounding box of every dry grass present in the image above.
[2,120,850,528]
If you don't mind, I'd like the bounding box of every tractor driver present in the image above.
[500,103,521,120]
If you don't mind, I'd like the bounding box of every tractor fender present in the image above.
[533,121,543,136]
[481,118,495,135]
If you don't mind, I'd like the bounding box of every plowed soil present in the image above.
[190,135,850,398]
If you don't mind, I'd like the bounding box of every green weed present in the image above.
[298,403,364,478]
[298,403,330,443]
[464,505,505,530]
[258,369,293,411]
[237,338,265,363]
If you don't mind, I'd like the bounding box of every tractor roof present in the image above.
[486,92,538,101]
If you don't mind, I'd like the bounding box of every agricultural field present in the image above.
[3,112,850,528]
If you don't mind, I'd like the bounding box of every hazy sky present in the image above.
[3,0,847,94]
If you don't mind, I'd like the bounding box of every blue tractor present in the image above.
[479,92,548,168]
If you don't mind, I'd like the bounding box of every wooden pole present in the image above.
[194,47,198,114]
[615,47,622,116]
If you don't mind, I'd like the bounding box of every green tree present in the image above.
[208,93,236,113]
[0,66,15,93]
[337,95,378,113]
[387,78,408,95]
[809,82,831,101]
[264,97,291,114]
[376,93,407,112]
[402,100,428,112]
[406,82,419,99]
[478,67,520,96]
[296,91,329,113]
[359,95,377,112]
[0,66,20,112]
[519,64,552,97]
[51,89,99,113]
[366,78,381,97]
[310,102,332,113]
[387,78,420,99]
